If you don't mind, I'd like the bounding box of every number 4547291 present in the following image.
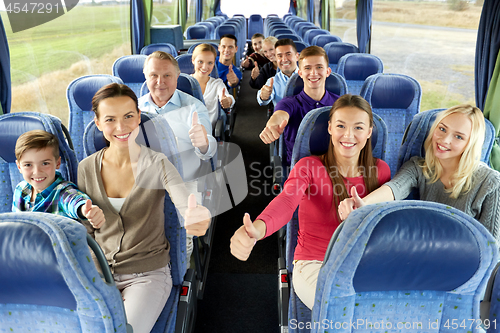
[443,319,496,330]
[6,3,60,14]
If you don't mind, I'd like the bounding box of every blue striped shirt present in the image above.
[12,171,90,220]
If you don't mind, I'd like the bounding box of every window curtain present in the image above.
[0,16,10,114]
[179,0,187,31]
[307,0,314,22]
[356,0,372,53]
[196,0,203,22]
[477,0,500,170]
[289,0,297,16]
[131,0,146,54]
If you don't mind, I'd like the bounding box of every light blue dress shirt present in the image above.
[138,90,216,181]
[257,67,299,106]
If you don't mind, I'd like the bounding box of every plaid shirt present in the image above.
[12,171,90,220]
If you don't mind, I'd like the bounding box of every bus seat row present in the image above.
[185,16,228,40]
[140,42,178,57]
[278,102,498,332]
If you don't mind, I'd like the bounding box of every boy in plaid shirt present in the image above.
[12,130,105,228]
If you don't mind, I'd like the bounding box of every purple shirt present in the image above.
[275,90,339,164]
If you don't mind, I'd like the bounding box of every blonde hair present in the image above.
[15,130,60,161]
[192,43,217,61]
[263,36,278,46]
[421,104,485,199]
[298,46,329,68]
[144,51,180,74]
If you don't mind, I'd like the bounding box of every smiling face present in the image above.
[144,57,179,107]
[262,41,276,62]
[94,95,141,149]
[328,106,372,162]
[431,112,472,167]
[218,37,238,62]
[192,51,216,77]
[16,146,61,195]
[252,37,264,54]
[298,55,331,91]
[275,45,298,76]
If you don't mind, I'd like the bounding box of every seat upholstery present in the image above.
[311,34,342,48]
[67,74,124,161]
[0,112,79,212]
[0,212,128,332]
[140,43,178,56]
[360,73,421,176]
[247,14,264,39]
[311,200,498,333]
[186,25,211,40]
[336,53,384,95]
[175,53,218,79]
[112,54,147,97]
[323,42,360,72]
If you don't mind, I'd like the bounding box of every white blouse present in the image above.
[200,77,235,127]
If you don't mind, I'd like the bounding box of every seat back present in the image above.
[112,55,147,97]
[197,22,215,38]
[175,54,218,78]
[293,41,308,53]
[323,42,360,72]
[187,42,220,57]
[311,34,342,48]
[303,29,330,46]
[336,53,384,95]
[275,33,302,42]
[186,25,211,40]
[140,43,177,56]
[284,72,347,98]
[360,73,421,176]
[398,108,495,171]
[67,74,124,161]
[0,112,79,212]
[248,14,264,39]
[312,200,498,332]
[0,212,128,332]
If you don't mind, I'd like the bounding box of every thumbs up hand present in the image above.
[184,193,211,236]
[219,88,232,109]
[242,56,252,68]
[260,77,274,101]
[80,199,105,229]
[338,186,365,221]
[188,111,209,154]
[226,64,239,87]
[259,113,287,144]
[230,213,263,261]
[251,60,260,80]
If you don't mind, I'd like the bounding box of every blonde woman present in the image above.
[191,43,235,127]
[339,104,500,240]
[249,36,278,90]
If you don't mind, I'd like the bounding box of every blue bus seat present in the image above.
[360,73,421,176]
[294,41,308,53]
[323,42,360,72]
[275,33,303,43]
[336,53,384,95]
[186,25,211,40]
[187,42,220,58]
[140,43,178,56]
[247,14,264,39]
[83,112,196,333]
[0,212,130,332]
[303,29,330,46]
[112,54,147,97]
[175,53,219,79]
[0,112,79,213]
[67,74,124,161]
[310,201,498,333]
[311,34,342,48]
[279,105,388,332]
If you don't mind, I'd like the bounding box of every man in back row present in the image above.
[260,46,339,165]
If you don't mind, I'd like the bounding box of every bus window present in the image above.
[2,1,130,125]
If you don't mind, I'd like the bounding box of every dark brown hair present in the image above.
[91,83,139,118]
[320,94,379,216]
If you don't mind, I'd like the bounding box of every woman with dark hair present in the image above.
[78,83,210,333]
[230,94,391,309]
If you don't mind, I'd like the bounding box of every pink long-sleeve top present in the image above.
[257,156,391,261]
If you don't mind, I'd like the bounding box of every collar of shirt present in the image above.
[298,89,337,108]
[144,90,182,113]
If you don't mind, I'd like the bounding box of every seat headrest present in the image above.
[343,55,381,81]
[0,116,45,162]
[114,56,146,83]
[72,76,119,111]
[309,110,379,156]
[371,75,416,109]
[0,222,77,310]
[177,54,195,75]
[326,43,359,64]
[353,208,480,292]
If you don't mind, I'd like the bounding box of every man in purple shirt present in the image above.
[259,46,339,165]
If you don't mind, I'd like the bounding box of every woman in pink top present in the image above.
[230,94,391,309]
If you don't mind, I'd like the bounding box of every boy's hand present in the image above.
[184,194,211,236]
[81,199,105,229]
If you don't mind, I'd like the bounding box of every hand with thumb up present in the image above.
[337,186,365,221]
[226,64,239,87]
[260,77,274,101]
[251,60,260,80]
[80,199,105,229]
[219,88,232,109]
[230,213,266,261]
[188,111,209,154]
[184,193,211,236]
